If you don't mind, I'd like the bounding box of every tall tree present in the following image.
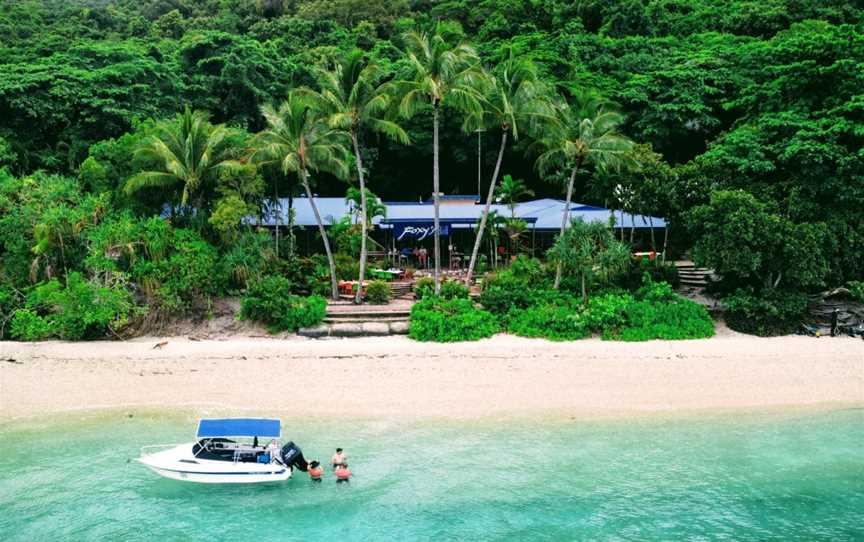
[125,107,233,209]
[396,25,487,295]
[251,92,351,300]
[535,94,635,289]
[464,50,555,284]
[307,49,409,304]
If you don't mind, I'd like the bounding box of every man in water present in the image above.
[335,462,351,483]
[331,448,347,468]
[308,460,323,482]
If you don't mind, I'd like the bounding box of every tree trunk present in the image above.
[302,173,339,300]
[554,162,579,290]
[648,216,656,252]
[351,132,368,305]
[661,223,670,262]
[433,106,442,295]
[466,129,508,285]
[287,193,295,259]
[581,272,587,304]
[274,179,280,255]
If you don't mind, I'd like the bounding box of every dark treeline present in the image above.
[0,0,863,339]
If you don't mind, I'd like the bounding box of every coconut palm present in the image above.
[306,49,409,304]
[495,174,534,257]
[251,92,351,300]
[535,93,635,289]
[395,26,488,295]
[125,107,232,209]
[464,50,556,284]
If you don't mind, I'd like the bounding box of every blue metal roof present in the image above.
[197,418,281,438]
[249,197,665,230]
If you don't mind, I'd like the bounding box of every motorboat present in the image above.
[137,418,308,484]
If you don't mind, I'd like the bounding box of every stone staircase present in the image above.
[675,261,716,289]
[299,298,413,338]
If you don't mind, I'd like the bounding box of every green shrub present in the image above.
[613,258,680,291]
[610,298,715,341]
[507,296,589,341]
[365,280,391,304]
[439,280,469,299]
[413,277,435,299]
[9,308,53,341]
[409,297,499,342]
[847,281,864,302]
[479,257,550,315]
[239,275,327,332]
[723,288,808,336]
[584,292,634,332]
[0,284,24,339]
[15,272,135,340]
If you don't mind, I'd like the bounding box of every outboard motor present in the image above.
[281,441,308,472]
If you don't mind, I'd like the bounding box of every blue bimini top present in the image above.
[196,418,281,439]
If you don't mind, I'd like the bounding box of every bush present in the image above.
[723,288,808,336]
[610,298,715,341]
[507,295,589,341]
[239,275,327,332]
[12,272,135,340]
[365,280,391,304]
[413,277,435,299]
[584,292,634,332]
[439,280,469,299]
[479,257,550,315]
[409,297,499,342]
[413,278,467,300]
[10,308,53,341]
[613,258,680,291]
[847,281,864,302]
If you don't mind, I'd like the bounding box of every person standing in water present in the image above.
[331,448,347,468]
[307,460,323,482]
[335,462,352,483]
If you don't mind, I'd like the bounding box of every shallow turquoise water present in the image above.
[1,409,862,541]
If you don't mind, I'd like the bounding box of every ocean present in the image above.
[1,408,862,541]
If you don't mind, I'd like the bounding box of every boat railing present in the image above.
[140,444,182,456]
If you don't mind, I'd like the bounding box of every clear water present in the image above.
[1,409,862,541]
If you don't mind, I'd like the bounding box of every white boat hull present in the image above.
[138,443,292,484]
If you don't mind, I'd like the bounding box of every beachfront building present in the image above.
[252,195,665,265]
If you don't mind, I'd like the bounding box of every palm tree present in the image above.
[306,49,409,304]
[251,92,351,300]
[464,50,555,284]
[535,93,635,289]
[125,107,232,209]
[395,26,488,295]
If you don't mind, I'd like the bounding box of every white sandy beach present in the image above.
[1,333,862,420]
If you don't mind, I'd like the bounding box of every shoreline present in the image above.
[1,334,862,422]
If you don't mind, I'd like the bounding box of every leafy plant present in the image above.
[413,277,435,300]
[13,272,135,340]
[239,275,327,333]
[365,280,391,304]
[439,280,470,300]
[507,295,589,340]
[723,288,808,336]
[409,297,499,342]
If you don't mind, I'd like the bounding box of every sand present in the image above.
[1,333,862,421]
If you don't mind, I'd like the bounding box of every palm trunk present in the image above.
[302,172,339,300]
[466,130,508,285]
[661,223,670,262]
[432,105,441,295]
[274,179,280,255]
[351,132,368,305]
[554,161,580,290]
[648,216,656,252]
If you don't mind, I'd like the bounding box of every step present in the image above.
[299,321,410,338]
[325,309,411,318]
[324,316,410,324]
